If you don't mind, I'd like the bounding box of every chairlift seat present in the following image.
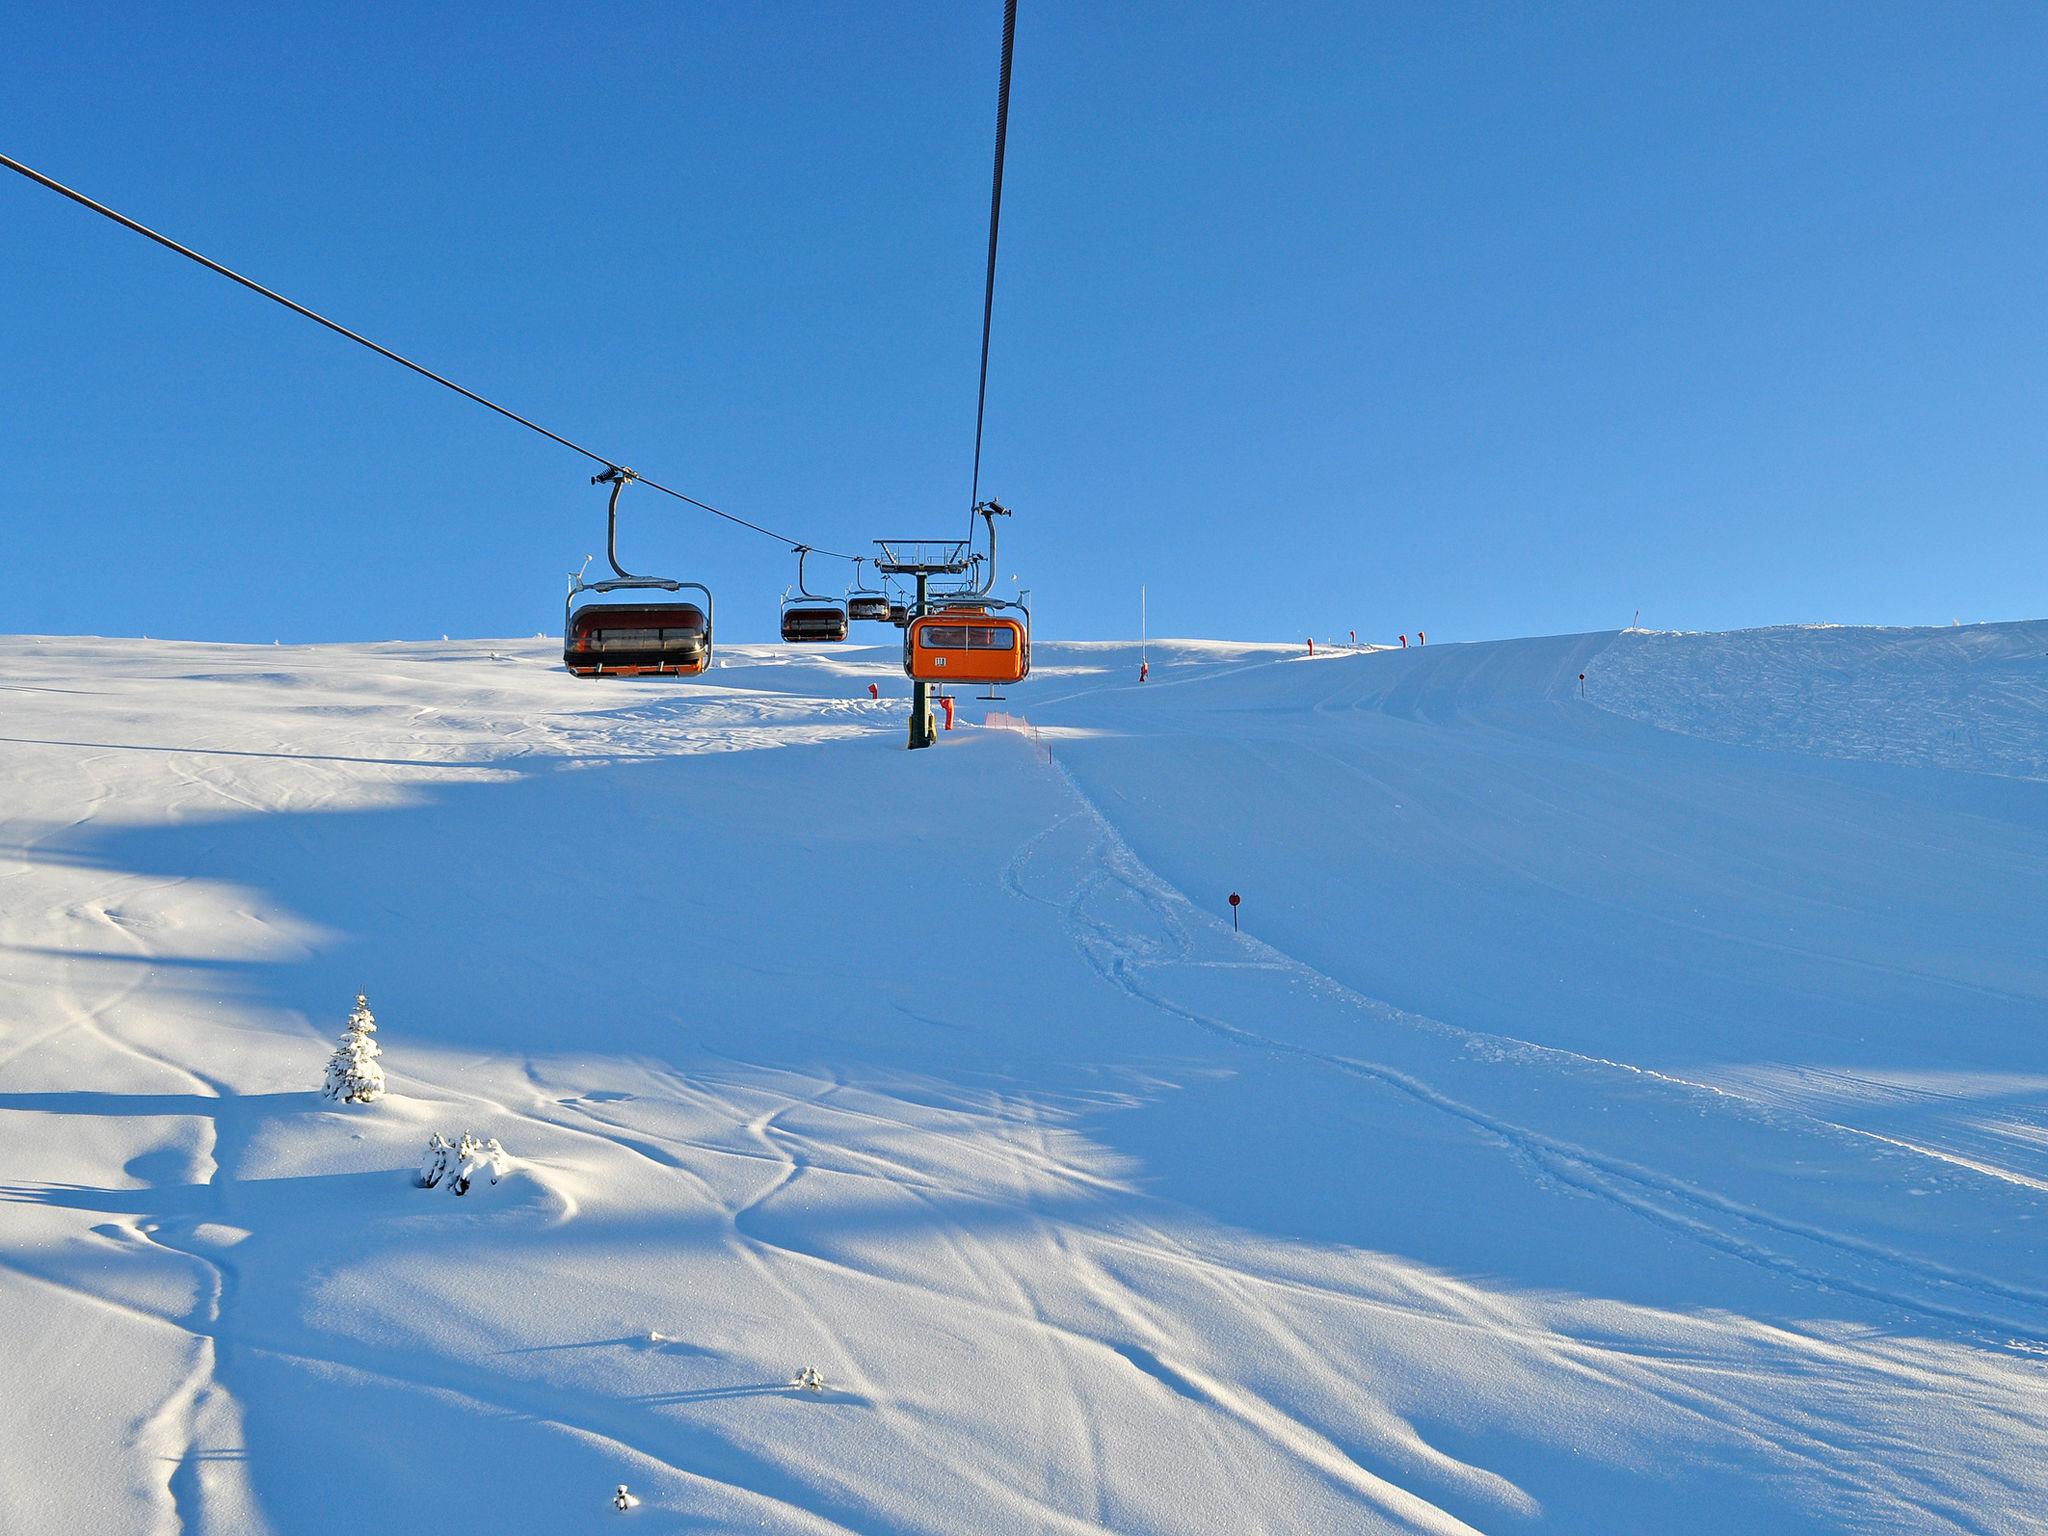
[565,601,709,676]
[781,604,850,644]
[847,595,893,623]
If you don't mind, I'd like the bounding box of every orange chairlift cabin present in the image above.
[906,602,1030,685]
[901,502,1030,687]
[780,546,850,643]
[564,469,713,678]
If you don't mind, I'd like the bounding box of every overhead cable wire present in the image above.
[966,0,1017,531]
[0,149,858,560]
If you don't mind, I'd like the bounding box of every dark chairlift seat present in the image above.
[781,603,850,643]
[565,601,709,676]
[564,469,714,679]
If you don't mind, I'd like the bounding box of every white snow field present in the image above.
[2,621,2045,1534]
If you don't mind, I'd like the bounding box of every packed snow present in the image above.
[1,621,2043,1533]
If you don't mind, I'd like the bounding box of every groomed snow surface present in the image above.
[2,621,2044,1534]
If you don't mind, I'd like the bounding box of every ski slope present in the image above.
[1,621,2044,1534]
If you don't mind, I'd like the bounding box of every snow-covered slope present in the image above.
[2,623,2043,1534]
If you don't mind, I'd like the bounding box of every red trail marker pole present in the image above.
[1228,891,1241,932]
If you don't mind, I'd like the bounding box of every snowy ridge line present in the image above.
[1584,621,2048,782]
[1024,742,2048,1349]
[1023,646,1306,712]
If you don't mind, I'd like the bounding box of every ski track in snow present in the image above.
[1039,754,2048,1337]
[0,629,2045,1533]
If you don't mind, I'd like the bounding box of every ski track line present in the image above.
[1027,742,2048,1349]
[1066,1241,1491,1536]
[175,1299,863,1536]
[0,1253,222,1536]
[658,1036,1559,1523]
[6,1143,863,1533]
[673,1131,1454,1528]
[3,760,253,1522]
[1003,687,2048,1307]
[1088,1214,1541,1521]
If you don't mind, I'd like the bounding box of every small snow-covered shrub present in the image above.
[790,1366,826,1392]
[322,993,385,1105]
[418,1131,507,1195]
[418,1133,455,1187]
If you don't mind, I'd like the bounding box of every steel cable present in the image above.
[966,0,1018,529]
[0,149,860,560]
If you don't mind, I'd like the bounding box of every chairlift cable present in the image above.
[966,0,1017,528]
[0,149,859,561]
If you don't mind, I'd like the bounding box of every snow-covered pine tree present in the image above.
[322,992,386,1105]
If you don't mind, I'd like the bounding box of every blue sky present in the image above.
[4,2,2043,645]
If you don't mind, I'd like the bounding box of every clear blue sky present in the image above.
[4,2,2043,645]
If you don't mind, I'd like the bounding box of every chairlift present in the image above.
[904,599,1030,686]
[564,470,713,677]
[845,557,894,624]
[780,546,850,643]
[901,501,1029,685]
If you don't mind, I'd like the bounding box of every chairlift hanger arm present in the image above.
[597,468,646,581]
[791,545,838,602]
[946,500,1008,599]
[567,472,703,635]
[848,556,886,598]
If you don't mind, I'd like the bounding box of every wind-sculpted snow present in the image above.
[1586,620,2048,780]
[0,629,2043,1533]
